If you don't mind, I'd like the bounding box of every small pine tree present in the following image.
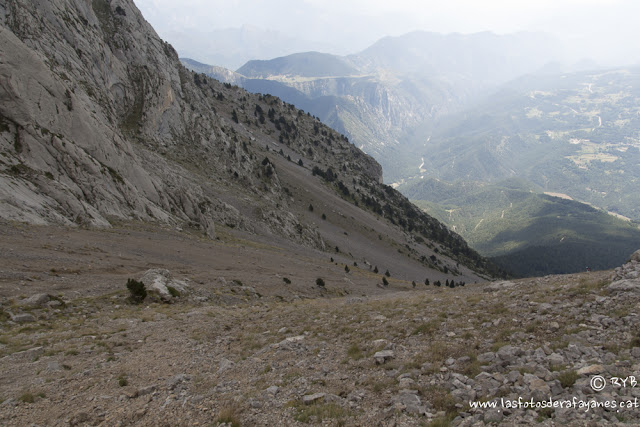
[384,270,391,277]
[373,266,379,273]
[321,213,326,220]
[345,265,350,273]
[412,281,416,288]
[231,109,239,123]
[126,278,146,304]
[316,278,325,287]
[298,159,304,167]
[424,278,430,286]
[382,276,389,286]
[308,204,314,212]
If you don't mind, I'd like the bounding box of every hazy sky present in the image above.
[133,0,639,66]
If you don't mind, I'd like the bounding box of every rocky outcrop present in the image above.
[609,249,640,293]
[139,269,188,303]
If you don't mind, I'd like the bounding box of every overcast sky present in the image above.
[133,0,640,67]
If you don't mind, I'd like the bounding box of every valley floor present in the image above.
[0,222,639,426]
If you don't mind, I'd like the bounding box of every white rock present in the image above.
[373,350,395,364]
[19,293,50,307]
[140,269,187,302]
[302,393,325,405]
[11,313,36,323]
[577,364,603,375]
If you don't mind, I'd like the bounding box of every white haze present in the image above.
[133,0,640,69]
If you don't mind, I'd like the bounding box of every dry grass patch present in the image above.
[347,343,364,360]
[422,385,458,416]
[558,370,579,388]
[287,400,352,424]
[214,401,242,427]
[411,319,440,336]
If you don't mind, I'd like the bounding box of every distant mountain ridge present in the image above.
[237,51,359,78]
[353,31,561,83]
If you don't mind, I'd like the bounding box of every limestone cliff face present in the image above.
[0,0,215,233]
[0,0,382,245]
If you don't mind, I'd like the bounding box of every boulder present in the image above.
[547,353,565,366]
[496,345,523,363]
[302,393,325,405]
[19,293,50,307]
[577,364,603,376]
[608,280,640,294]
[523,374,551,401]
[484,281,516,292]
[139,269,188,302]
[266,386,279,395]
[373,350,395,365]
[11,313,36,323]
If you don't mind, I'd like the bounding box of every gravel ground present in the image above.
[1,222,639,426]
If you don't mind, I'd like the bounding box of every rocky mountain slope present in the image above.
[0,0,502,285]
[1,223,639,426]
[186,54,461,181]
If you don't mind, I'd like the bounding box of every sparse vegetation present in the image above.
[289,400,351,424]
[18,392,35,403]
[347,343,363,360]
[214,403,242,427]
[118,375,128,387]
[558,370,579,388]
[126,278,146,304]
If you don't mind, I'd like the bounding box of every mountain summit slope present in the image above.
[0,0,500,281]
